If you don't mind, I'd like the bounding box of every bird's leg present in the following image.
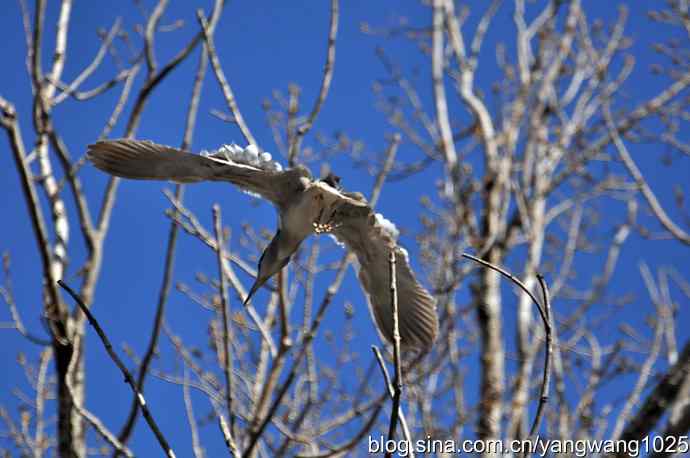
[312,205,343,234]
[312,207,331,234]
[328,208,342,229]
[324,207,342,230]
[311,195,330,234]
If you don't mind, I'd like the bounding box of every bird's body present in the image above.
[88,139,438,351]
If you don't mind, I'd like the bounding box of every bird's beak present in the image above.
[243,274,269,307]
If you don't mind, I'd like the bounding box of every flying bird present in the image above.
[87,139,438,351]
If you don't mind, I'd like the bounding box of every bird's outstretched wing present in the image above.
[333,202,438,351]
[87,139,311,208]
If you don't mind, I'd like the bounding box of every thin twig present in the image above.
[182,366,204,458]
[218,413,241,457]
[610,267,666,439]
[34,347,50,457]
[602,103,690,245]
[461,254,552,450]
[242,256,352,457]
[385,250,402,458]
[162,189,277,356]
[213,205,236,432]
[58,280,177,458]
[49,68,131,102]
[0,287,51,346]
[294,401,385,458]
[196,10,256,146]
[372,346,414,458]
[144,0,170,74]
[65,345,134,458]
[369,134,400,208]
[461,253,548,325]
[52,18,123,105]
[529,275,552,438]
[289,0,339,163]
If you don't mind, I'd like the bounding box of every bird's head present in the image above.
[321,172,342,190]
[243,230,294,306]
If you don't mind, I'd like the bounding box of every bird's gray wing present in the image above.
[87,139,311,208]
[332,202,438,351]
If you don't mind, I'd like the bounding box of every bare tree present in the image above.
[1,1,224,456]
[2,1,689,457]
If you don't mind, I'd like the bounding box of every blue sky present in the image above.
[1,1,689,456]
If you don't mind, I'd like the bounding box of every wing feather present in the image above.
[87,139,310,208]
[333,205,438,351]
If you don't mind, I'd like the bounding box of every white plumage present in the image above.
[374,213,400,240]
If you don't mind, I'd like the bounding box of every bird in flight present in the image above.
[88,139,438,351]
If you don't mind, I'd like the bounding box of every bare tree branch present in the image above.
[59,280,176,458]
[196,9,256,146]
[289,0,339,164]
